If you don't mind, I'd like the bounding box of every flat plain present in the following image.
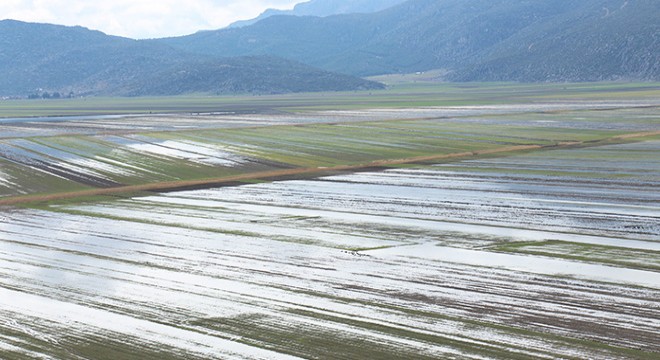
[0,83,659,359]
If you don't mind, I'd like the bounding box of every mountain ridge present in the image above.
[1,0,657,98]
[162,0,660,81]
[0,19,383,97]
[228,0,407,28]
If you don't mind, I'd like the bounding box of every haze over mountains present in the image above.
[165,0,659,81]
[1,0,658,97]
[228,0,407,28]
[0,20,382,97]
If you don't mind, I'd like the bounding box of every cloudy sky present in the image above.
[0,0,301,39]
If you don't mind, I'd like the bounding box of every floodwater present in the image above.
[1,140,659,358]
[2,102,658,139]
[0,101,658,359]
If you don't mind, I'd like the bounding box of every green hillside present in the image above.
[0,20,383,97]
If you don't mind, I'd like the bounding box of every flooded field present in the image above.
[1,101,659,139]
[0,86,659,359]
[1,139,659,358]
[1,102,659,199]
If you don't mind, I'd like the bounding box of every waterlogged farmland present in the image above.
[2,141,659,359]
[1,102,659,199]
[0,85,659,359]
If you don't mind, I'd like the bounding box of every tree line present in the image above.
[27,91,75,99]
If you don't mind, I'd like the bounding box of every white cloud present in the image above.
[0,0,301,39]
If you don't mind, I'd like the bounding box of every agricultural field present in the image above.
[0,83,659,359]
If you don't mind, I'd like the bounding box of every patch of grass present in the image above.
[21,192,153,210]
[493,240,660,271]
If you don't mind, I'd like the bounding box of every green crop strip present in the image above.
[493,240,660,272]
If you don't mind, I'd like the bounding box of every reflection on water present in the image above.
[1,145,659,358]
[370,243,660,288]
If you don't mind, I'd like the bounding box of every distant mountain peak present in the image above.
[228,0,407,28]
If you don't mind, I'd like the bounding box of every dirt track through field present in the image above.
[1,130,658,206]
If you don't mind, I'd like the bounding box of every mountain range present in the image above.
[0,19,383,97]
[228,0,407,28]
[1,0,658,97]
[164,0,659,81]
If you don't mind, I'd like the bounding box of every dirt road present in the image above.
[1,130,658,206]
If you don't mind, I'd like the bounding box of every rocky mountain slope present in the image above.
[162,0,659,81]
